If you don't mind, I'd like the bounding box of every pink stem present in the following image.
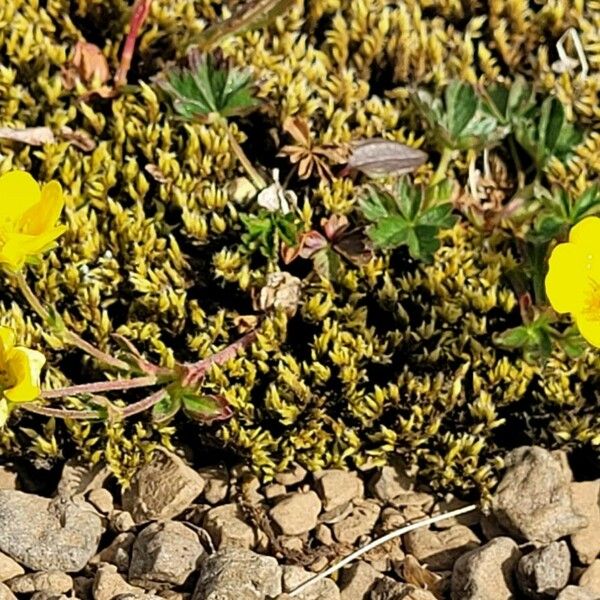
[42,375,158,399]
[114,0,152,87]
[183,331,257,385]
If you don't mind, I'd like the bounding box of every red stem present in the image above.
[114,0,152,87]
[42,375,158,399]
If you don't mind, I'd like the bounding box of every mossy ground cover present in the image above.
[0,0,598,497]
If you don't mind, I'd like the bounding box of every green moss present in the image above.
[0,0,598,492]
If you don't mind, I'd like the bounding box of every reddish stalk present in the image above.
[114,0,152,87]
[42,375,158,399]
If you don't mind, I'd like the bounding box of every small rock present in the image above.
[364,538,405,573]
[0,553,23,582]
[73,576,93,600]
[192,548,281,600]
[315,471,364,512]
[93,565,143,600]
[332,499,380,545]
[516,541,571,599]
[87,489,114,515]
[56,460,110,497]
[129,521,204,586]
[392,493,435,511]
[111,511,136,533]
[339,561,383,600]
[270,492,322,535]
[581,560,600,594]
[309,557,330,573]
[265,484,287,500]
[122,449,205,524]
[432,496,481,529]
[369,465,413,503]
[404,525,480,571]
[204,503,257,549]
[281,565,339,599]
[30,593,69,600]
[0,490,104,572]
[0,583,16,600]
[451,537,521,600]
[570,482,600,565]
[275,464,307,487]
[315,524,333,546]
[0,468,18,491]
[492,446,588,543]
[7,572,73,595]
[557,586,600,600]
[198,466,229,505]
[90,532,136,572]
[319,503,354,525]
[371,579,437,599]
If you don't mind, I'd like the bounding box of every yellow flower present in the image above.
[0,326,45,426]
[546,216,600,347]
[0,170,66,270]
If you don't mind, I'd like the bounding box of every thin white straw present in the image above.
[288,503,478,597]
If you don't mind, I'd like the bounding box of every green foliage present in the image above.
[152,386,232,424]
[155,50,260,122]
[240,210,301,259]
[514,96,583,171]
[413,81,509,151]
[360,179,457,261]
[482,76,537,127]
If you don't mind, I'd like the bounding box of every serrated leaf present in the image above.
[572,184,600,221]
[368,216,411,248]
[494,326,530,348]
[445,81,478,139]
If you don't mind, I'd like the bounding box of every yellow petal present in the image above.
[0,327,16,354]
[20,181,64,235]
[0,398,8,428]
[4,347,45,404]
[0,171,41,222]
[0,227,67,270]
[574,313,600,348]
[545,242,589,313]
[569,217,600,257]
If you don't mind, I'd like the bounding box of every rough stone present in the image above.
[192,548,281,600]
[315,471,364,512]
[265,484,287,500]
[0,490,104,572]
[516,541,571,599]
[451,537,521,600]
[122,449,205,524]
[492,446,588,543]
[7,572,73,595]
[557,586,600,600]
[0,553,23,582]
[369,466,414,503]
[0,468,18,491]
[281,565,339,599]
[0,583,16,600]
[87,489,114,515]
[404,525,480,571]
[371,579,437,600]
[93,565,143,600]
[204,503,257,549]
[339,561,383,600]
[198,466,229,505]
[129,521,204,586]
[56,460,110,498]
[90,533,136,572]
[581,561,600,594]
[270,492,322,535]
[570,481,600,565]
[431,496,481,529]
[111,511,136,533]
[275,464,307,487]
[315,524,333,546]
[332,499,380,545]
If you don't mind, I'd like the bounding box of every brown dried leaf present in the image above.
[144,164,169,183]
[282,116,311,146]
[59,126,96,152]
[0,127,55,146]
[402,555,446,600]
[347,138,428,177]
[233,315,259,333]
[68,41,111,86]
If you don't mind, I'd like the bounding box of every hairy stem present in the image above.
[114,0,152,87]
[120,388,167,418]
[15,272,131,372]
[183,330,257,385]
[42,375,158,399]
[23,403,100,420]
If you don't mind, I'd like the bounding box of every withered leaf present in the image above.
[59,126,96,152]
[63,41,111,87]
[197,0,295,50]
[0,127,55,146]
[144,163,169,183]
[347,138,428,178]
[402,555,446,600]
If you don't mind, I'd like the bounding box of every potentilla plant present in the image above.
[0,170,256,426]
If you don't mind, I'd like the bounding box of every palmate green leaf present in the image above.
[482,76,537,126]
[360,180,457,261]
[155,51,261,122]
